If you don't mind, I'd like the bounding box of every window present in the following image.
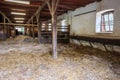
[41,23,45,31]
[96,9,114,33]
[61,19,68,32]
[15,26,24,34]
[48,23,52,31]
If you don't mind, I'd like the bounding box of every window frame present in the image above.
[96,9,114,33]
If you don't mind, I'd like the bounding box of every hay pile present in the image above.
[0,36,120,80]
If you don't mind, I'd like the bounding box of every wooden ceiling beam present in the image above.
[0,23,37,27]
[27,1,47,23]
[1,10,37,15]
[59,0,97,6]
[58,4,79,10]
[0,4,38,11]
[0,7,37,12]
[0,0,99,24]
[0,1,40,8]
[43,9,67,12]
[0,11,12,23]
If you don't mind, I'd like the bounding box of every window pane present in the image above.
[105,25,109,31]
[109,13,113,21]
[104,14,109,27]
[109,13,114,31]
[104,14,108,21]
[96,9,114,33]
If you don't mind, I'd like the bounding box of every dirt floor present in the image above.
[0,35,120,80]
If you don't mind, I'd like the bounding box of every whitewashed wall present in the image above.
[57,0,120,52]
[58,2,98,35]
[71,12,96,35]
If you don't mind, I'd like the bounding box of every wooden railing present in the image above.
[40,25,70,43]
[70,35,120,51]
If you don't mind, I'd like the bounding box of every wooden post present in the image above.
[3,17,7,39]
[27,27,29,36]
[29,22,31,37]
[32,19,35,39]
[7,25,10,37]
[6,25,9,38]
[3,17,6,35]
[14,26,16,38]
[103,44,108,52]
[24,26,27,35]
[89,42,93,48]
[52,13,57,59]
[46,0,59,59]
[36,13,42,44]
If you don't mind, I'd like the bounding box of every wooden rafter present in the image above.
[0,11,12,23]
[0,23,37,27]
[0,0,100,23]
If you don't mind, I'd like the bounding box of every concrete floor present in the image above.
[0,36,120,80]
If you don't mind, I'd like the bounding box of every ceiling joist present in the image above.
[0,0,101,24]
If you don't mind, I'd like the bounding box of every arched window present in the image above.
[96,9,114,33]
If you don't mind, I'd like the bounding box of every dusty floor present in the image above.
[0,35,120,80]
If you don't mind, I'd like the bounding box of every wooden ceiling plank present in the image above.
[0,0,100,23]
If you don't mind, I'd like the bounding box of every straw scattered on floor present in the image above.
[0,35,120,80]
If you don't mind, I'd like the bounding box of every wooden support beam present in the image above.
[24,26,27,35]
[70,39,74,43]
[26,27,29,36]
[52,14,57,59]
[7,25,10,37]
[78,40,83,46]
[31,19,35,39]
[103,44,109,52]
[36,13,42,44]
[0,23,37,27]
[13,26,16,38]
[29,22,31,36]
[26,1,47,44]
[111,45,114,52]
[46,0,59,59]
[89,41,93,48]
[27,1,47,24]
[3,17,6,34]
[0,11,12,23]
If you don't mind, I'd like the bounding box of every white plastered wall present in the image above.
[57,0,120,52]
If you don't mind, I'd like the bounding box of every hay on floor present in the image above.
[0,36,120,80]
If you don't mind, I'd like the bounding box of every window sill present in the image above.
[96,32,113,34]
